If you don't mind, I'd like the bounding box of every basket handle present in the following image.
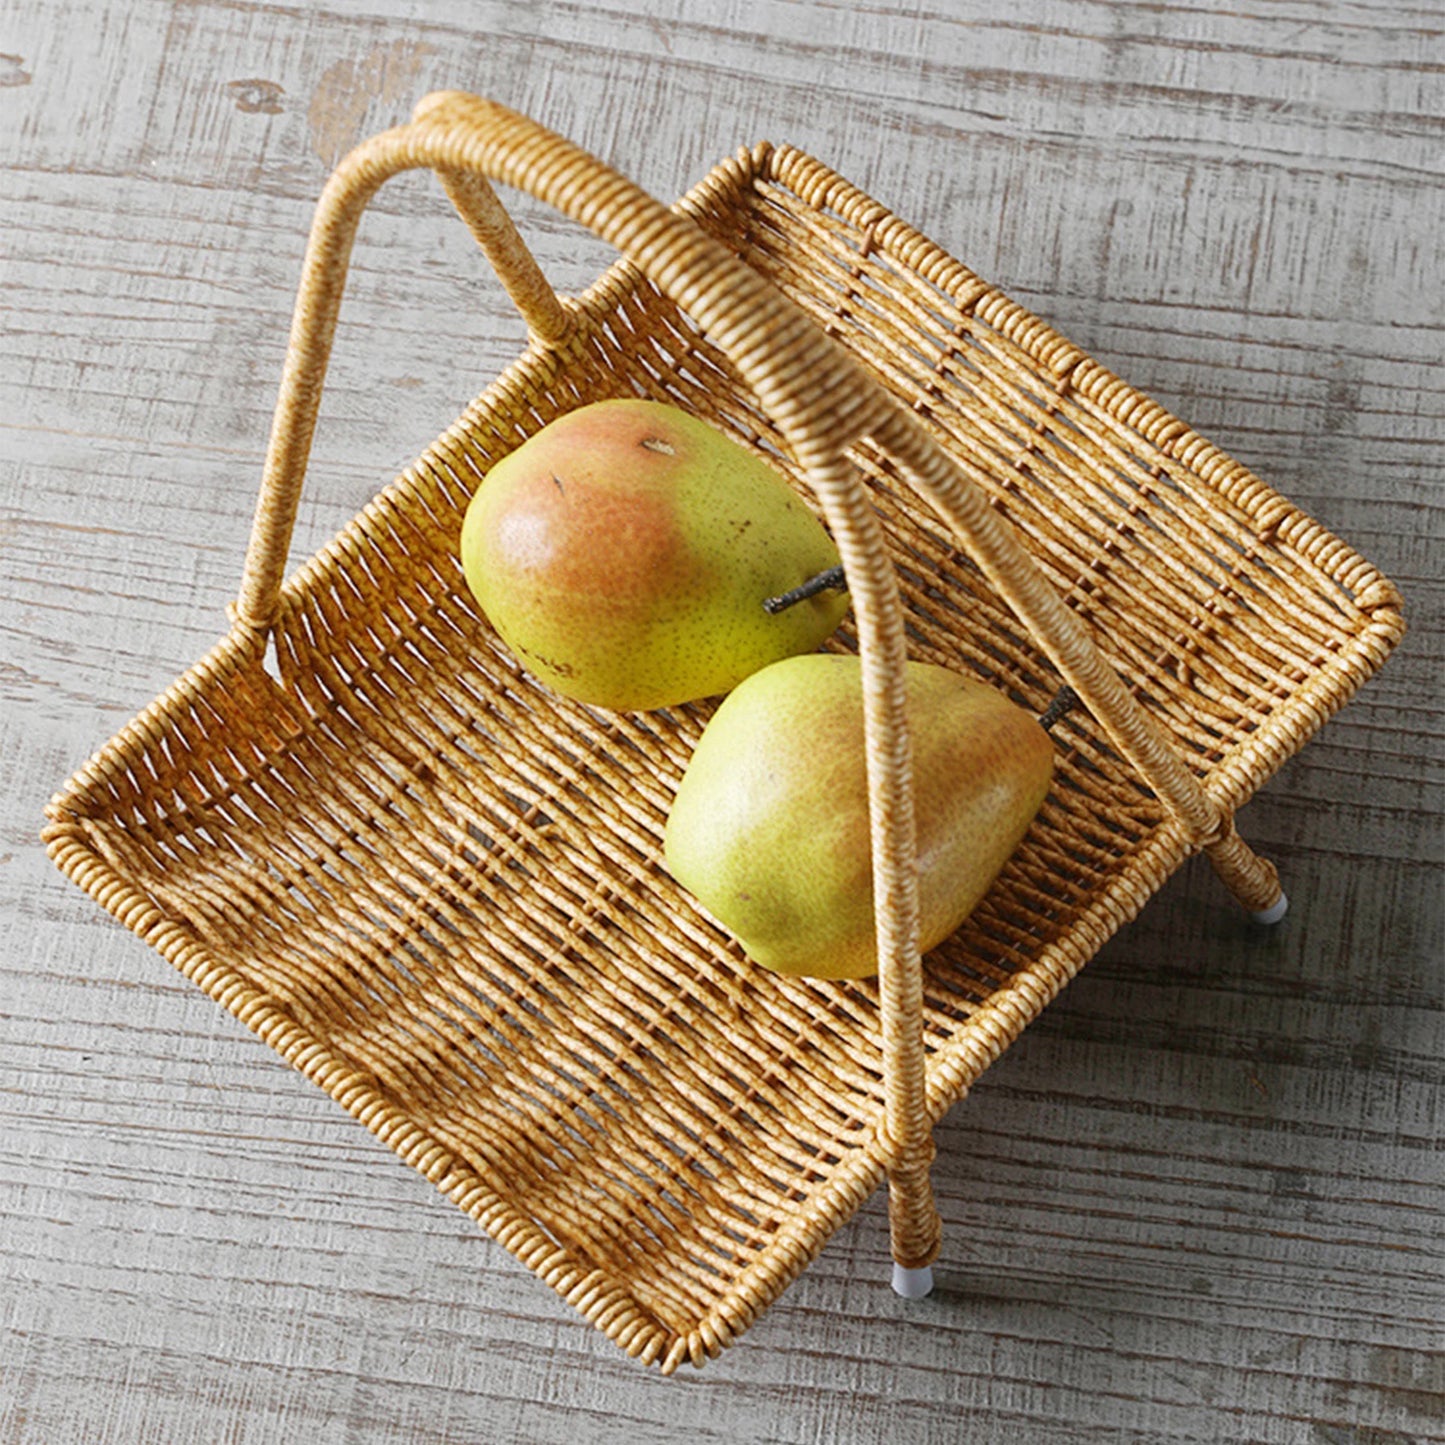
[235,91,943,1276]
[234,92,1285,1303]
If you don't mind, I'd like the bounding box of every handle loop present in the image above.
[235,90,940,1262]
[235,92,1285,1280]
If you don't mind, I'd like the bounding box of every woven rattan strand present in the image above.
[44,94,1403,1371]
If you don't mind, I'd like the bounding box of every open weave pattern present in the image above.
[46,124,1402,1371]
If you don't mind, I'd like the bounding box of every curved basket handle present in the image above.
[234,91,1285,1292]
[235,91,942,1271]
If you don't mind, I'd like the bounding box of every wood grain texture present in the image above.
[2,0,1440,1440]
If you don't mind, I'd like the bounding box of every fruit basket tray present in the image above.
[44,93,1403,1372]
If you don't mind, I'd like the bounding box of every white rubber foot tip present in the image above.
[891,1264,934,1299]
[1250,893,1289,926]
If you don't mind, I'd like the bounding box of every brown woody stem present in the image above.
[763,563,848,614]
[1038,685,1080,732]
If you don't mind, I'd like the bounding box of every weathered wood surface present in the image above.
[2,1,1440,1440]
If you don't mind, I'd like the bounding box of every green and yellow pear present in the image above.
[664,653,1055,979]
[459,398,849,711]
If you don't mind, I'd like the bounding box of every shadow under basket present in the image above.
[44,94,1403,1372]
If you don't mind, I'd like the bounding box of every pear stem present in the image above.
[763,563,849,614]
[1038,685,1081,732]
[764,580,1081,737]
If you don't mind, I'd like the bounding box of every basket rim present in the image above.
[43,138,1406,1372]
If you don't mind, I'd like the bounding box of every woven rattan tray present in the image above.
[45,93,1403,1371]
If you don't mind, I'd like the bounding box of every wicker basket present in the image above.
[44,93,1403,1372]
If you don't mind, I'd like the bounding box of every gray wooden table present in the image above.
[3,2,1441,1441]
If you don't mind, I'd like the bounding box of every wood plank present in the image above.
[3,0,1440,1440]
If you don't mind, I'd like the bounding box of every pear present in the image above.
[664,653,1055,979]
[459,399,849,711]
